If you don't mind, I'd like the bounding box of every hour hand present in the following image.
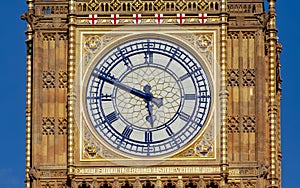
[143,85,163,108]
[145,101,156,127]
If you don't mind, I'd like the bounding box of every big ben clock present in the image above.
[84,37,211,157]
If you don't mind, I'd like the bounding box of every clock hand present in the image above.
[145,101,155,127]
[96,73,163,108]
[143,85,156,127]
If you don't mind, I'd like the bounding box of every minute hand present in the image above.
[97,74,163,108]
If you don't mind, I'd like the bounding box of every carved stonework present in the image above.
[227,32,239,40]
[227,3,263,14]
[43,33,56,41]
[40,180,68,188]
[227,182,239,188]
[205,180,219,188]
[59,33,68,41]
[58,117,68,135]
[42,117,55,135]
[153,0,165,11]
[242,32,256,40]
[175,0,187,11]
[242,115,256,133]
[184,180,197,188]
[132,0,144,11]
[194,128,214,157]
[99,181,113,188]
[198,0,209,11]
[40,170,67,178]
[83,34,124,64]
[258,164,269,179]
[175,123,214,158]
[236,16,245,26]
[242,69,255,87]
[83,130,102,159]
[42,71,56,88]
[227,69,255,87]
[78,180,91,188]
[88,0,100,11]
[176,33,214,65]
[82,126,123,159]
[24,0,281,186]
[227,115,240,133]
[21,13,39,30]
[84,35,102,53]
[42,117,67,135]
[28,167,41,180]
[76,0,220,15]
[227,69,239,87]
[143,180,155,188]
[195,34,213,63]
[110,0,122,11]
[121,181,133,188]
[229,168,258,177]
[58,71,68,88]
[41,182,55,188]
[163,180,176,188]
[243,181,256,188]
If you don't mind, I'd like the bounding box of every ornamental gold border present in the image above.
[75,166,221,176]
[73,26,220,163]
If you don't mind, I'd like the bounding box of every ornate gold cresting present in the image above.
[219,0,229,184]
[67,0,76,183]
[267,0,279,187]
[77,0,215,14]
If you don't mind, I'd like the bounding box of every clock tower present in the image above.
[22,0,282,188]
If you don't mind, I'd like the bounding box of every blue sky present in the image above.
[0,1,298,187]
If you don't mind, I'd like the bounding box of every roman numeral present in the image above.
[145,131,153,142]
[184,94,196,100]
[100,94,112,101]
[144,52,153,64]
[123,58,133,69]
[179,68,203,81]
[117,47,133,69]
[122,126,133,138]
[179,73,190,81]
[86,94,112,101]
[178,111,190,122]
[106,111,119,124]
[166,127,174,136]
[165,47,179,69]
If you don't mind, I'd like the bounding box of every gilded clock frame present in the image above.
[74,26,220,164]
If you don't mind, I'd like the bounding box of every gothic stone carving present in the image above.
[42,71,56,88]
[227,69,239,87]
[42,117,55,135]
[227,115,240,133]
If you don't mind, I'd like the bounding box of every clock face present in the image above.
[85,38,211,157]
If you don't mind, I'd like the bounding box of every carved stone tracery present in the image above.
[42,117,68,135]
[42,71,56,88]
[242,115,256,133]
[227,115,240,133]
[243,181,256,188]
[227,69,239,87]
[42,117,55,135]
[58,71,68,88]
[227,69,255,87]
[242,69,255,87]
[58,117,68,135]
[177,33,213,65]
[227,182,239,188]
